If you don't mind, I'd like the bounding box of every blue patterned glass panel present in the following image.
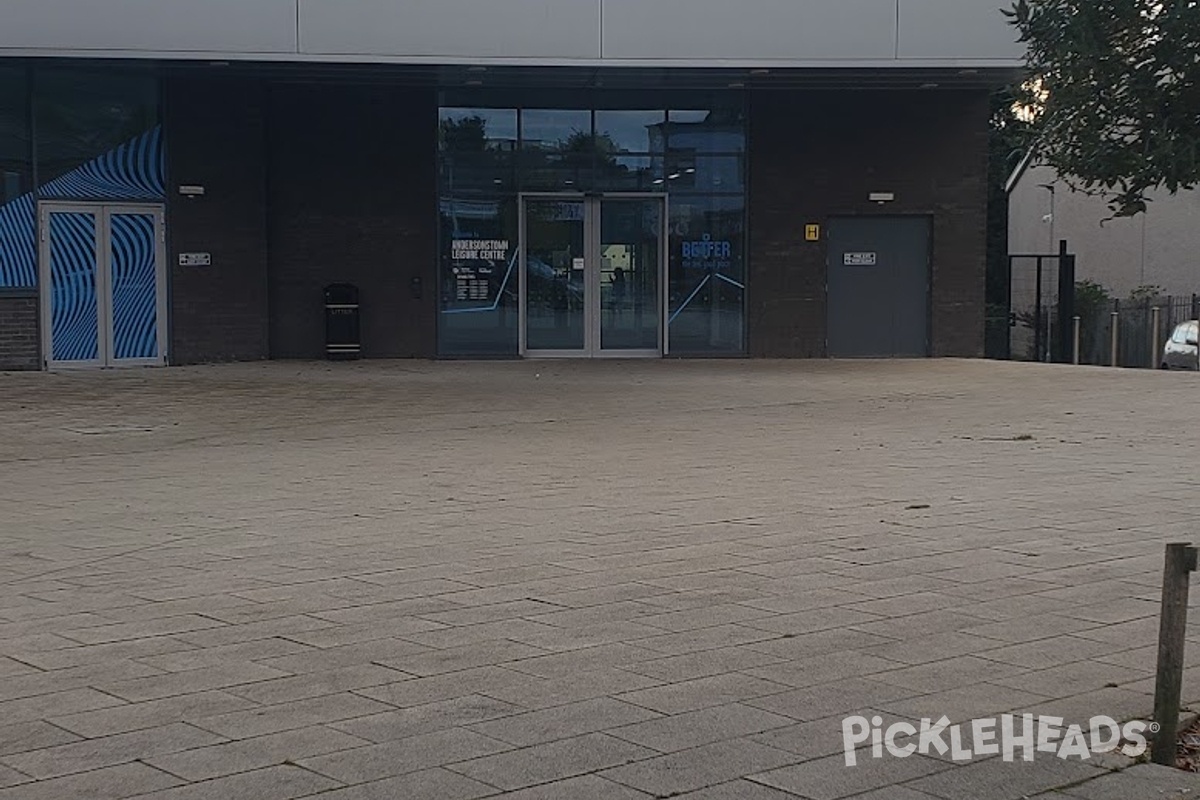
[109,213,158,360]
[49,212,99,362]
[0,194,36,288]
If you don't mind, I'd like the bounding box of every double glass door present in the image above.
[521,195,664,357]
[38,202,167,368]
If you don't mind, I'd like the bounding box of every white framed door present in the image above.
[519,193,666,358]
[39,202,167,369]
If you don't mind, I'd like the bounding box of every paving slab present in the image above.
[1,359,1199,799]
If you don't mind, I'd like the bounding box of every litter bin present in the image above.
[324,283,361,360]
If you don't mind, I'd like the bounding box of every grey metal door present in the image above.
[827,216,930,358]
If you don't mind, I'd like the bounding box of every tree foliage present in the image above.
[1008,0,1200,216]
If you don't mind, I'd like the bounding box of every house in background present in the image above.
[1008,159,1200,298]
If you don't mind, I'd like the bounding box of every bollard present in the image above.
[1110,311,1120,367]
[1153,543,1199,766]
[1073,316,1081,365]
[1151,306,1161,369]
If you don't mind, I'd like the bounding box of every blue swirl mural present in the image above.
[48,211,99,362]
[0,194,36,288]
[39,126,164,202]
[109,213,158,360]
[0,125,163,289]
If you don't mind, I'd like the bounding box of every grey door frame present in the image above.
[38,201,168,369]
[519,192,668,358]
[825,214,933,358]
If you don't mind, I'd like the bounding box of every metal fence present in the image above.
[1077,294,1200,368]
[1004,247,1075,364]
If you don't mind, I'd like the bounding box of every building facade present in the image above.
[0,0,1022,369]
[1009,161,1200,299]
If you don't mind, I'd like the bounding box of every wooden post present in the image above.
[1153,542,1199,766]
[1151,306,1161,369]
[1108,311,1118,367]
[1073,316,1081,365]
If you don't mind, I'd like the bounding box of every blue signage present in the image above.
[682,234,733,271]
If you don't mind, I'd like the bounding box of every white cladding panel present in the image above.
[601,0,897,61]
[897,0,1024,61]
[298,0,601,59]
[0,0,299,55]
[0,0,1024,65]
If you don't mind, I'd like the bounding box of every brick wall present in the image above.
[0,292,39,370]
[164,76,271,364]
[748,89,990,358]
[266,85,438,359]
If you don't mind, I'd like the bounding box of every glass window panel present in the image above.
[520,109,591,151]
[440,151,516,195]
[669,194,745,354]
[439,108,518,152]
[668,108,746,153]
[665,154,744,193]
[601,199,661,351]
[438,196,519,356]
[525,199,587,351]
[595,110,665,154]
[596,154,664,192]
[35,69,160,197]
[0,67,34,288]
[517,151,594,192]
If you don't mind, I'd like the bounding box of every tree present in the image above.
[985,85,1035,357]
[1008,0,1200,216]
[440,115,488,152]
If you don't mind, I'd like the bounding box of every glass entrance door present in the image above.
[521,195,663,357]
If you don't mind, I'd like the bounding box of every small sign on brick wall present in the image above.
[178,253,212,267]
[843,252,878,266]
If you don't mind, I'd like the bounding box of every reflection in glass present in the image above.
[667,109,746,152]
[601,199,660,351]
[440,108,517,194]
[521,110,591,150]
[438,196,519,355]
[520,111,596,192]
[525,200,586,351]
[665,154,744,193]
[35,69,159,189]
[439,108,518,151]
[595,110,665,153]
[669,194,745,353]
[598,155,663,192]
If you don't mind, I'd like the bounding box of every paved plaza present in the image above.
[2,358,1200,799]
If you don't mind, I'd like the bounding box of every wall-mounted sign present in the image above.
[805,224,821,242]
[843,252,878,266]
[178,185,206,197]
[178,252,211,267]
[868,192,895,203]
[572,257,586,271]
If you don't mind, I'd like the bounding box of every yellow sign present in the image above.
[805,224,821,242]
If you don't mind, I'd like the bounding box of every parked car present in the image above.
[1162,320,1199,370]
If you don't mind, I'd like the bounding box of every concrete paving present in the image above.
[0,358,1199,799]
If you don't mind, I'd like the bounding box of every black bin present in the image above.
[324,283,361,360]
